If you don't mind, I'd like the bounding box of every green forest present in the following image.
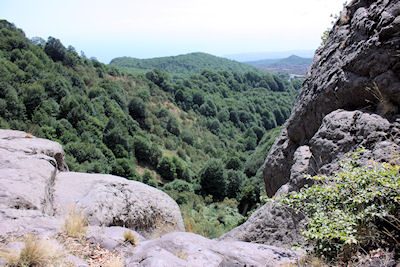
[110,52,261,75]
[0,20,300,237]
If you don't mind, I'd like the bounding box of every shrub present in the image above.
[226,170,245,200]
[111,158,140,181]
[0,234,65,266]
[62,205,87,237]
[164,179,194,193]
[158,156,176,181]
[142,170,158,188]
[280,151,400,260]
[123,231,137,246]
[200,158,227,201]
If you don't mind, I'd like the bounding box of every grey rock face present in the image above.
[54,172,184,238]
[0,130,66,236]
[125,232,302,267]
[220,202,303,247]
[86,226,145,251]
[0,129,184,240]
[264,0,400,197]
[225,0,400,248]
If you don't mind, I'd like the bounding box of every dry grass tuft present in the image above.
[104,256,124,267]
[123,231,137,246]
[0,234,65,266]
[62,205,87,237]
[366,83,398,115]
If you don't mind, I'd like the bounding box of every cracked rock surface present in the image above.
[125,232,302,267]
[54,172,185,238]
[0,129,184,238]
[224,0,400,247]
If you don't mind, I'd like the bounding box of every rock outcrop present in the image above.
[0,129,302,266]
[223,0,400,247]
[54,172,184,239]
[220,202,304,247]
[264,0,400,197]
[0,129,184,238]
[125,232,301,267]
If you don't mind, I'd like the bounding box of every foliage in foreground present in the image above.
[280,151,400,260]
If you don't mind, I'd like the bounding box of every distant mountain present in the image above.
[245,55,313,75]
[225,50,315,62]
[110,52,261,75]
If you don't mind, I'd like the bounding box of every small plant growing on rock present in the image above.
[62,205,87,237]
[0,234,65,266]
[123,231,137,246]
[366,83,398,115]
[280,150,400,261]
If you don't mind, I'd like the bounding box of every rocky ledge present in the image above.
[222,0,400,247]
[0,129,302,266]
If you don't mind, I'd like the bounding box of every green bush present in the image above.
[157,156,176,181]
[200,158,227,201]
[142,171,158,188]
[280,151,400,260]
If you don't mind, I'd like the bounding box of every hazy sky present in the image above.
[1,0,346,63]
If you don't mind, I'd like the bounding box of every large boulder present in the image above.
[0,130,66,236]
[0,129,184,239]
[125,232,302,267]
[264,0,400,197]
[53,172,185,238]
[219,202,303,247]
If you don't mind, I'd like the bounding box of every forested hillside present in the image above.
[0,20,299,237]
[246,55,313,75]
[110,52,260,75]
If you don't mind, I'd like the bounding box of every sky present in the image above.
[1,0,346,63]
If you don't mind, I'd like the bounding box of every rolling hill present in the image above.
[110,52,261,75]
[246,55,313,75]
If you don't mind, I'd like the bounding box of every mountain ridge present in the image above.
[245,55,313,75]
[110,52,261,75]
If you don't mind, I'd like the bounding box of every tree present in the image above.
[128,97,146,120]
[133,136,151,163]
[238,177,260,214]
[167,116,180,136]
[157,157,176,181]
[200,159,227,201]
[226,156,243,170]
[44,37,66,62]
[111,158,139,180]
[23,83,46,118]
[226,170,245,200]
[142,171,158,188]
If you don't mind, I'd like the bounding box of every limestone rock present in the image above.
[54,172,184,239]
[219,201,303,248]
[86,226,146,251]
[264,0,400,197]
[0,129,67,237]
[125,232,302,267]
[225,0,400,247]
[0,129,184,240]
